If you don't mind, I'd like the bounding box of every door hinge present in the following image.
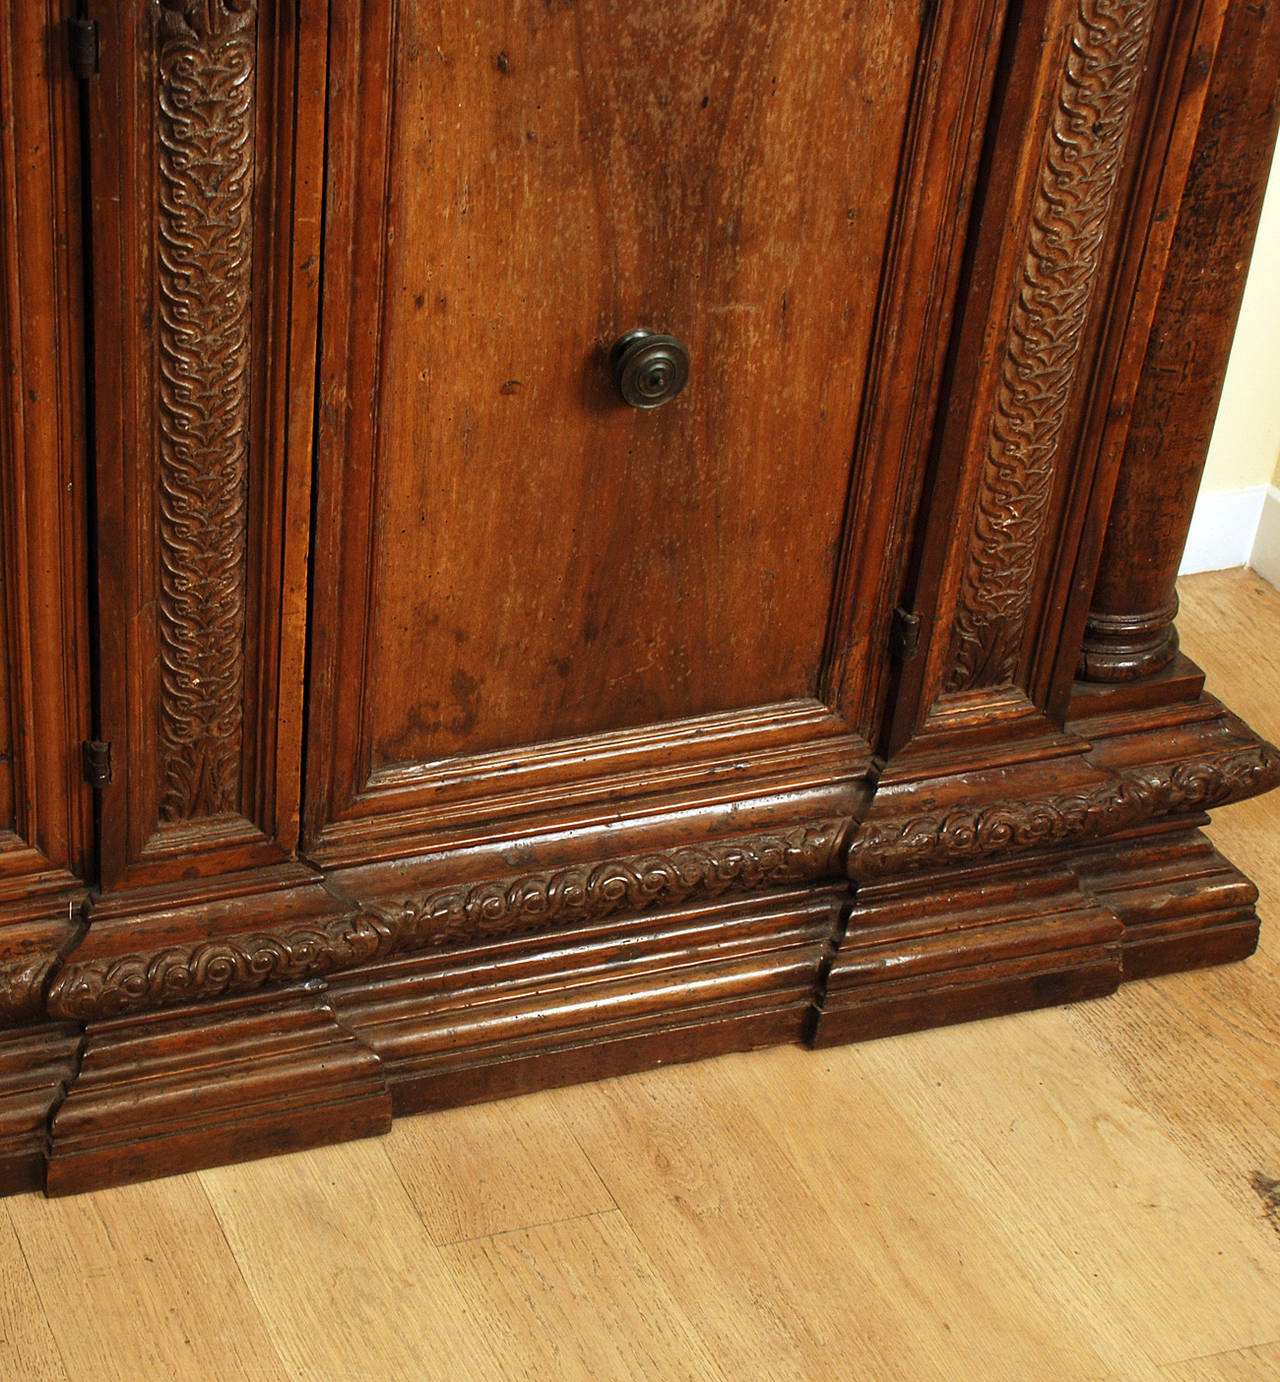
[68,17,100,80]
[82,740,113,789]
[890,607,922,663]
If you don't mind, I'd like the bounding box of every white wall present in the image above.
[1183,140,1280,579]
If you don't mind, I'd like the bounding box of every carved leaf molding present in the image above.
[45,822,849,1021]
[947,0,1156,691]
[154,0,257,820]
[847,742,1280,880]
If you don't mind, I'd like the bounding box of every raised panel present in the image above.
[305,0,1007,861]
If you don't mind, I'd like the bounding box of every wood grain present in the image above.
[1161,1341,1280,1380]
[200,1141,502,1380]
[706,1044,1122,1380]
[441,1212,727,1381]
[383,1094,614,1245]
[850,1011,1280,1370]
[0,1208,68,1381]
[355,0,921,762]
[6,1175,287,1380]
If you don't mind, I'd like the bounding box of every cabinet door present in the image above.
[0,0,93,1005]
[305,0,1007,866]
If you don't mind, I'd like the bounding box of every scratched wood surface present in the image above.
[1,568,1275,1379]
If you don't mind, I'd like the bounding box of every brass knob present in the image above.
[610,330,690,409]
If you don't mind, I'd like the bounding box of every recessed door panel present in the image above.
[360,2,920,763]
[306,0,1003,856]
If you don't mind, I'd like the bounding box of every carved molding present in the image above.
[848,742,1280,880]
[947,0,1155,691]
[154,0,257,821]
[46,822,849,1021]
[0,957,57,1027]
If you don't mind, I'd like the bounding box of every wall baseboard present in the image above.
[1179,485,1269,575]
[1251,486,1280,588]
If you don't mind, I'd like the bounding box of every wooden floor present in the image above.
[3,569,1278,1382]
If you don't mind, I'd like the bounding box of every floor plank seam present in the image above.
[437,1205,619,1249]
[4,1201,74,1382]
[1161,1337,1280,1370]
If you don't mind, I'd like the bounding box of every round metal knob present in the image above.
[610,330,690,409]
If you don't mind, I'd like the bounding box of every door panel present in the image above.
[0,0,93,1013]
[363,1,920,762]
[306,0,1004,861]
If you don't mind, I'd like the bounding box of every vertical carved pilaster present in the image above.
[154,0,256,821]
[947,0,1155,692]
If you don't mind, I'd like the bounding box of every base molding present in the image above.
[1075,823,1262,980]
[0,676,1270,1198]
[812,865,1123,1047]
[44,984,391,1197]
[0,1024,82,1195]
[329,887,840,1114]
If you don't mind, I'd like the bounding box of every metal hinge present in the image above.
[890,607,922,663]
[82,740,113,789]
[68,17,100,80]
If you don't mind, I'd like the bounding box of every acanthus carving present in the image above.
[372,819,848,953]
[848,742,1280,880]
[154,0,257,821]
[46,822,849,1020]
[46,911,396,1023]
[947,0,1155,691]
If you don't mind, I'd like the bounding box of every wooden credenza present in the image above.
[0,0,1277,1195]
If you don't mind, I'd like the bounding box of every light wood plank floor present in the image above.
[3,569,1277,1381]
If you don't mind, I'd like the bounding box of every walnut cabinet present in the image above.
[1,0,1278,1194]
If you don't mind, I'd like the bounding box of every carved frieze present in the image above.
[154,0,257,820]
[847,742,1280,879]
[46,822,849,1020]
[947,0,1155,691]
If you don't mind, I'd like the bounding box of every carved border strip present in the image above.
[848,742,1280,880]
[45,822,849,1021]
[154,0,257,821]
[947,0,1156,691]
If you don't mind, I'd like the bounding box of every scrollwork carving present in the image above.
[154,0,258,820]
[47,822,849,1020]
[947,0,1155,691]
[848,742,1280,879]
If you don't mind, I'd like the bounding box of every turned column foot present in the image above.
[1078,596,1180,682]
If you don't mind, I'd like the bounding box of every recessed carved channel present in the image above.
[154,0,257,821]
[947,0,1155,692]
